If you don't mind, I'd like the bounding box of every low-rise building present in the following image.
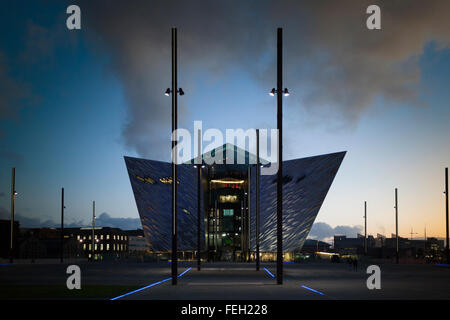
[125,229,148,253]
[66,227,129,260]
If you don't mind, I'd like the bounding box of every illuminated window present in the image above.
[100,244,103,251]
[89,244,92,250]
[223,209,234,216]
[107,234,110,240]
[101,235,104,240]
[83,244,86,250]
[77,235,80,240]
[106,243,110,250]
[219,195,238,203]
[89,235,92,240]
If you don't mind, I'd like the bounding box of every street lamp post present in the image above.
[10,168,16,263]
[92,200,95,261]
[364,201,367,255]
[256,129,260,271]
[196,129,202,271]
[445,167,449,264]
[165,27,185,285]
[395,188,399,264]
[269,28,289,285]
[247,166,251,262]
[60,188,65,263]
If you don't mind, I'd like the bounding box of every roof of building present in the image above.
[184,143,270,166]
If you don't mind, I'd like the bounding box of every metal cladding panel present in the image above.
[250,152,346,252]
[124,156,203,251]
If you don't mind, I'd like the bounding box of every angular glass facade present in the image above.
[124,144,345,261]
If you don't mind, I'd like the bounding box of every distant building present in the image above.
[0,219,19,259]
[301,239,331,253]
[125,229,148,253]
[334,233,445,260]
[333,234,375,254]
[17,227,129,260]
[66,227,129,260]
[375,233,386,247]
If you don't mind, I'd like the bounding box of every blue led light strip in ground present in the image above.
[301,285,325,295]
[0,263,16,266]
[110,267,192,300]
[263,267,275,278]
[177,267,192,277]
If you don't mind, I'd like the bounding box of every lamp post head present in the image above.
[283,88,290,96]
[165,88,171,96]
[178,88,184,96]
[269,88,276,96]
[13,191,18,196]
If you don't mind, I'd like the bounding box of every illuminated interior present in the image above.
[204,165,251,262]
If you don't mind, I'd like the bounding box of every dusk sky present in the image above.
[0,1,449,242]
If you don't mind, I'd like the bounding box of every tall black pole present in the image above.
[171,27,178,285]
[256,129,260,271]
[364,201,367,255]
[197,129,201,271]
[247,166,251,262]
[92,200,95,261]
[276,27,283,285]
[445,167,449,264]
[60,188,64,263]
[10,168,15,263]
[243,190,246,259]
[395,188,399,264]
[206,167,210,261]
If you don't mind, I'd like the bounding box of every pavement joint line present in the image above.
[110,267,192,300]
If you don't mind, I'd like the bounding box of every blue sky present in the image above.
[0,1,449,240]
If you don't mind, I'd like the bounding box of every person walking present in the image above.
[353,258,358,271]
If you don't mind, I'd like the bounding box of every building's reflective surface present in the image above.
[124,144,345,261]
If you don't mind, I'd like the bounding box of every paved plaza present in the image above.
[1,260,449,300]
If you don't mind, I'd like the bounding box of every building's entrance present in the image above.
[204,165,251,262]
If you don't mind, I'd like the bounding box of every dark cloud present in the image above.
[0,52,34,136]
[94,212,142,230]
[79,0,450,158]
[81,0,272,158]
[308,222,363,242]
